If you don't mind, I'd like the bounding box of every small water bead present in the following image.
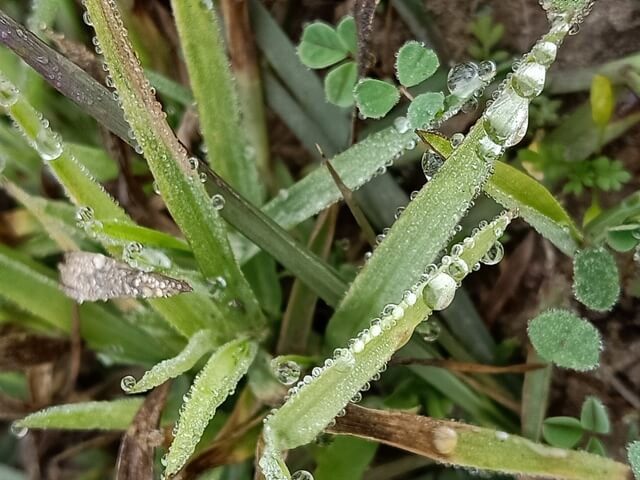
[402,290,417,306]
[393,116,411,134]
[532,41,557,66]
[512,62,547,99]
[481,241,504,265]
[0,78,19,108]
[433,426,458,454]
[483,87,529,147]
[422,272,457,310]
[495,431,509,441]
[291,470,314,480]
[120,375,136,392]
[475,132,503,161]
[351,392,363,403]
[35,128,63,161]
[188,156,199,170]
[152,181,161,195]
[370,318,383,337]
[270,358,301,385]
[410,190,419,200]
[416,321,441,342]
[208,275,227,291]
[421,150,444,181]
[478,60,497,81]
[447,257,469,282]
[394,206,405,220]
[10,422,28,438]
[451,133,465,147]
[461,97,478,113]
[211,194,225,210]
[76,206,94,226]
[447,62,482,98]
[199,172,207,183]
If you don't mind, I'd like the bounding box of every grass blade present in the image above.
[15,398,144,431]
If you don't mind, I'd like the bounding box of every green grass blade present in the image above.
[123,329,215,394]
[15,398,144,431]
[84,0,264,333]
[165,338,258,477]
[521,347,552,440]
[99,221,191,252]
[172,0,262,204]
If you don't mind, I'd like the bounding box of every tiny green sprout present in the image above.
[573,246,620,311]
[629,441,640,480]
[407,92,445,129]
[543,416,584,448]
[580,396,610,434]
[298,22,349,69]
[353,78,400,119]
[467,11,509,62]
[395,41,439,87]
[528,309,601,371]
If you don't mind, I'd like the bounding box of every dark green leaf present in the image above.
[573,247,620,311]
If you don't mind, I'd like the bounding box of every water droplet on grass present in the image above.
[35,128,63,161]
[393,116,411,134]
[512,62,546,99]
[417,321,441,342]
[211,194,225,210]
[120,375,136,392]
[421,150,444,180]
[422,272,457,310]
[271,358,301,385]
[481,241,504,265]
[447,62,482,98]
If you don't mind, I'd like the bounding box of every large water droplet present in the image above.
[531,41,557,66]
[120,375,136,392]
[422,272,457,310]
[512,62,546,99]
[393,116,411,134]
[475,131,503,161]
[433,426,458,454]
[35,128,63,161]
[271,358,301,385]
[478,60,497,81]
[0,78,19,108]
[291,470,314,480]
[211,194,225,211]
[10,422,28,438]
[481,241,504,265]
[447,62,482,98]
[421,150,444,180]
[483,87,529,147]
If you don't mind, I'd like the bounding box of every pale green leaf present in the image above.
[629,441,640,480]
[573,247,620,311]
[580,396,610,434]
[590,75,615,128]
[407,92,445,128]
[336,16,357,55]
[586,437,607,456]
[353,78,400,119]
[124,329,215,394]
[395,41,439,87]
[542,416,584,448]
[298,22,348,69]
[606,225,640,252]
[16,399,144,431]
[165,338,257,477]
[325,61,358,107]
[528,309,601,371]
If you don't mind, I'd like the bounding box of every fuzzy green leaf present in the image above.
[353,79,400,119]
[325,61,358,107]
[542,416,584,448]
[298,22,348,69]
[580,396,610,434]
[336,16,357,55]
[573,247,620,311]
[606,225,640,252]
[16,399,144,431]
[629,441,640,480]
[165,338,257,477]
[528,309,601,371]
[407,92,445,128]
[586,437,607,456]
[395,41,439,87]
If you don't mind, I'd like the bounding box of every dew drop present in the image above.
[481,241,504,265]
[531,41,557,66]
[75,206,94,226]
[152,181,161,195]
[447,62,482,98]
[291,470,314,480]
[433,426,458,454]
[461,97,478,113]
[483,87,529,147]
[199,172,207,183]
[478,60,497,81]
[421,150,444,181]
[211,194,225,211]
[512,62,546,99]
[447,257,469,282]
[35,128,63,161]
[393,116,411,134]
[495,431,509,441]
[120,375,136,392]
[475,131,503,161]
[416,321,441,342]
[10,422,28,438]
[188,156,199,170]
[270,358,301,386]
[422,272,457,311]
[451,133,465,148]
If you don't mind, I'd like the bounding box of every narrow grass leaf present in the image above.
[395,41,439,87]
[123,329,215,394]
[16,398,144,431]
[580,396,610,434]
[542,416,584,448]
[573,247,620,311]
[521,347,552,441]
[528,309,601,371]
[314,436,376,480]
[165,338,257,477]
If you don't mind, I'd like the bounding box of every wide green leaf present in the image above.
[325,61,358,107]
[573,247,620,311]
[353,79,400,119]
[298,22,348,69]
[542,416,584,448]
[395,41,439,87]
[528,309,601,371]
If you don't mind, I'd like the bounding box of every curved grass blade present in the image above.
[123,329,215,394]
[15,398,144,431]
[260,212,514,478]
[165,338,258,477]
[326,19,576,348]
[83,0,264,333]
